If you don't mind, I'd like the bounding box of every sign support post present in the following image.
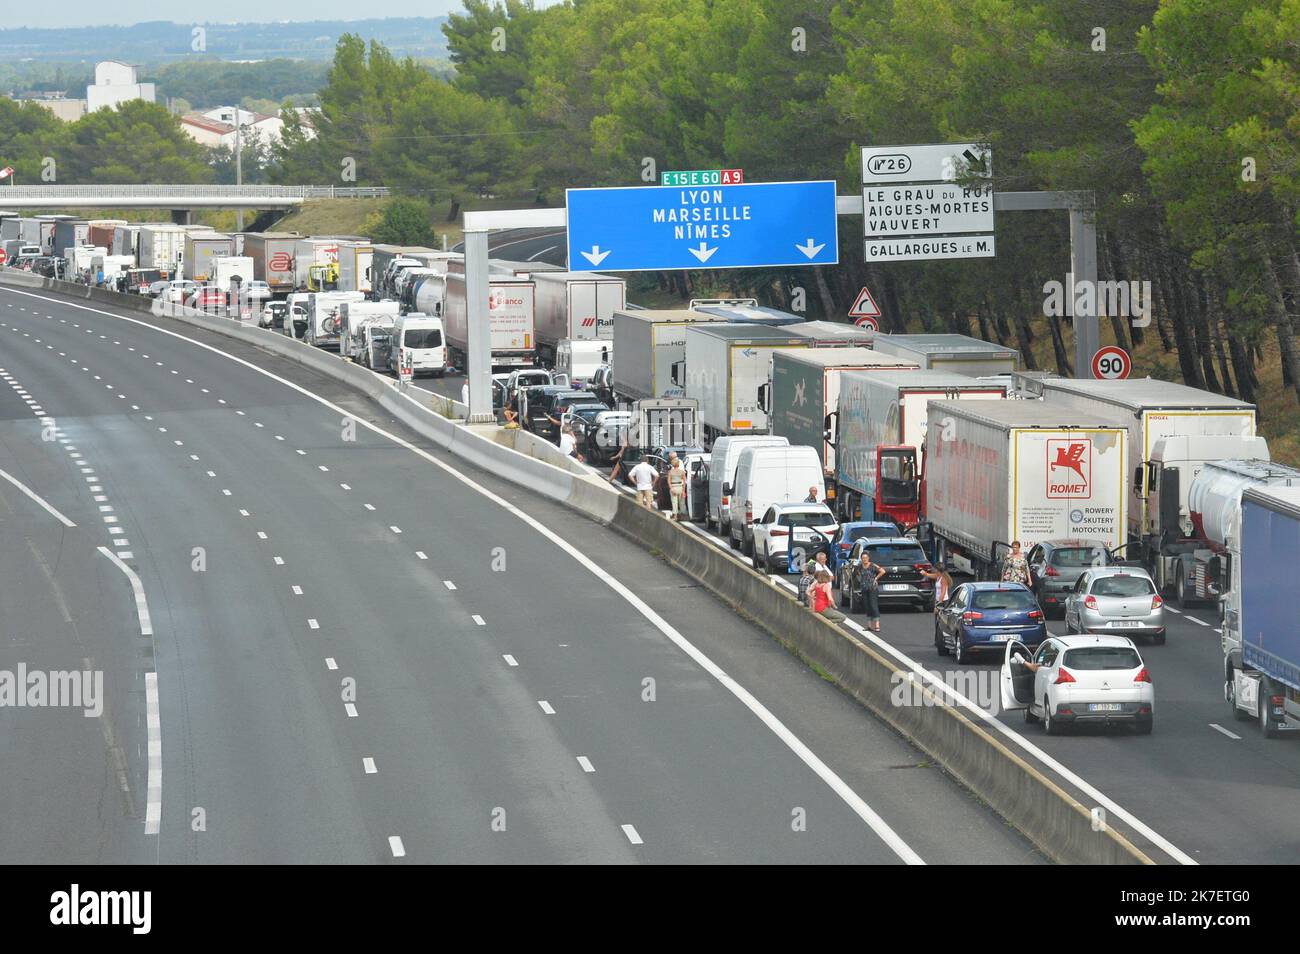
[463,228,494,423]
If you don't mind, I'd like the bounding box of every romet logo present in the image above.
[1047,439,1091,499]
[50,885,151,934]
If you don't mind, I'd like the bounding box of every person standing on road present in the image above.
[666,456,687,521]
[921,562,953,612]
[857,550,886,631]
[558,425,576,457]
[1001,541,1031,585]
[812,569,845,622]
[629,458,659,509]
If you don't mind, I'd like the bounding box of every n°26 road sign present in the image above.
[566,180,839,273]
[1091,345,1131,380]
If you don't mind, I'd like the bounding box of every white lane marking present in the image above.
[1187,616,1210,627]
[103,516,119,524]
[1165,606,1182,615]
[295,449,306,456]
[527,243,560,261]
[256,530,267,539]
[503,654,518,667]
[189,454,199,461]
[308,619,320,630]
[388,835,405,858]
[1209,723,1242,741]
[472,614,485,626]
[144,672,162,835]
[364,503,375,511]
[389,525,401,534]
[318,465,329,472]
[206,471,215,477]
[325,657,338,670]
[93,495,107,502]
[98,505,113,512]
[0,467,76,527]
[538,700,555,714]
[6,287,929,865]
[577,756,595,773]
[234,409,244,415]
[118,551,133,559]
[339,483,351,490]
[443,580,456,590]
[254,422,264,428]
[292,585,303,595]
[97,546,152,636]
[416,551,428,560]
[621,824,643,845]
[222,489,232,496]
[107,526,124,535]
[344,703,358,718]
[238,509,250,517]
[273,556,284,565]
[275,435,284,440]
[363,757,378,775]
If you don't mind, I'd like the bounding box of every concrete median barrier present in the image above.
[1,270,1151,864]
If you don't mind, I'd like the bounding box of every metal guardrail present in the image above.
[0,185,391,198]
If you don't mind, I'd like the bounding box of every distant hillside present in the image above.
[0,17,449,63]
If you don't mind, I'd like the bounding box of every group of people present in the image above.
[799,548,958,633]
[621,451,689,520]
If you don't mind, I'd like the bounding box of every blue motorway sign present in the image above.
[566,180,839,272]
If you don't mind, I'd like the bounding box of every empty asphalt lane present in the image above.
[0,285,1039,863]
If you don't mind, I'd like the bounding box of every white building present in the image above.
[179,108,284,150]
[86,61,156,113]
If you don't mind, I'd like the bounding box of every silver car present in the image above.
[1063,567,1166,645]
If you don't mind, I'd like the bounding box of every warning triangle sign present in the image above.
[848,286,882,318]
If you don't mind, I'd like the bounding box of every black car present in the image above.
[837,536,935,612]
[525,387,594,439]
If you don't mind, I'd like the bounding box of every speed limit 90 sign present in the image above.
[1091,345,1131,380]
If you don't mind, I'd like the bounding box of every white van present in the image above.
[555,338,611,388]
[388,313,447,377]
[728,444,825,554]
[708,435,789,533]
[284,292,312,339]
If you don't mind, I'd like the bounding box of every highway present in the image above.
[452,228,569,268]
[0,284,1041,865]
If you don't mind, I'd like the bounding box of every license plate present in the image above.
[990,634,1015,642]
[1088,703,1122,712]
[882,584,909,592]
[1109,621,1140,628]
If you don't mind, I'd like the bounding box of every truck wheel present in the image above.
[1226,668,1253,722]
[1173,565,1187,609]
[1259,680,1282,739]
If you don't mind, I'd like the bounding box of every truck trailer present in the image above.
[683,324,811,440]
[610,309,728,403]
[923,400,1127,578]
[183,232,234,282]
[138,225,187,273]
[442,274,536,369]
[1225,485,1300,736]
[336,241,374,294]
[243,232,299,293]
[532,271,626,362]
[832,370,1005,526]
[769,347,919,476]
[872,333,1020,377]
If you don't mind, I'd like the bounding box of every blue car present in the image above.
[934,582,1046,664]
[827,520,901,571]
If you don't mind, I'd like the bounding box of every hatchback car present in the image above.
[260,300,288,329]
[751,503,839,572]
[839,537,934,612]
[828,520,902,570]
[1000,634,1154,735]
[1063,567,1165,644]
[186,286,228,313]
[1028,538,1115,618]
[935,582,1046,662]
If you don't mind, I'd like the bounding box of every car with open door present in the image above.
[999,634,1154,735]
[750,502,838,573]
[1062,566,1166,644]
[827,520,901,572]
[934,581,1046,663]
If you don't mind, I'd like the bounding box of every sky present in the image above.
[17,3,487,29]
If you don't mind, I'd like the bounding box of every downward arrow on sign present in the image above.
[688,243,717,263]
[581,245,611,266]
[796,239,825,259]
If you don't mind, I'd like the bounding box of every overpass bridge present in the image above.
[0,184,390,211]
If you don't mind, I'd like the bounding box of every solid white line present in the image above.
[0,467,76,526]
[7,286,931,864]
[577,756,595,773]
[503,654,518,667]
[527,243,560,261]
[1209,723,1242,741]
[363,757,378,774]
[621,824,643,845]
[388,835,405,857]
[538,700,555,715]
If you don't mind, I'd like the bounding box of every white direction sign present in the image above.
[861,142,995,263]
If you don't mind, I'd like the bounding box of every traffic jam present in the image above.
[6,214,1296,741]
